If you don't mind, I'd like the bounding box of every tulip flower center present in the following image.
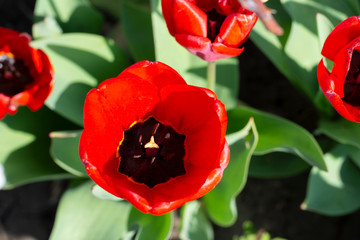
[206,9,227,42]
[118,117,186,188]
[343,50,360,106]
[0,54,33,97]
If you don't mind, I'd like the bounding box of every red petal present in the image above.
[27,49,54,110]
[212,42,244,57]
[175,34,242,61]
[216,13,257,47]
[329,39,360,98]
[152,141,229,215]
[317,59,360,122]
[162,0,207,37]
[6,34,31,60]
[0,95,9,119]
[83,77,160,170]
[152,84,226,167]
[79,135,154,213]
[322,16,360,61]
[11,91,31,106]
[193,0,218,11]
[117,60,186,89]
[317,59,333,94]
[217,0,242,15]
[80,61,229,215]
[0,27,19,37]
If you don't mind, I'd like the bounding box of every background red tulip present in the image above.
[80,61,229,215]
[317,16,360,122]
[161,0,258,62]
[0,27,54,119]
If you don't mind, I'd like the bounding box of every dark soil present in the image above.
[2,1,360,240]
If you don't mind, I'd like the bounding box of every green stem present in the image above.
[207,61,216,92]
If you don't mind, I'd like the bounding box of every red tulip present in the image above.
[79,61,229,215]
[0,27,54,119]
[161,0,258,62]
[318,16,360,122]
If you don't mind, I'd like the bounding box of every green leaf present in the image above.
[204,118,258,227]
[50,130,87,177]
[316,13,334,52]
[32,16,63,39]
[91,184,124,201]
[316,118,360,149]
[302,145,360,216]
[179,200,213,240]
[249,152,310,178]
[315,13,334,72]
[89,0,123,19]
[227,106,326,171]
[50,180,132,240]
[150,0,239,109]
[0,107,76,189]
[345,145,360,170]
[251,0,352,99]
[122,1,155,61]
[34,0,104,34]
[127,207,173,240]
[346,0,360,15]
[31,33,130,126]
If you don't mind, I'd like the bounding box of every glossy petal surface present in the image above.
[317,17,360,123]
[161,0,257,61]
[322,16,360,61]
[80,60,229,214]
[0,27,53,119]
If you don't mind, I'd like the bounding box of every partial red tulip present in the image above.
[0,27,54,119]
[79,61,229,215]
[318,16,360,122]
[161,0,258,62]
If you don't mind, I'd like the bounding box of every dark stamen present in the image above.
[206,9,227,42]
[0,54,34,97]
[342,50,360,106]
[118,117,186,188]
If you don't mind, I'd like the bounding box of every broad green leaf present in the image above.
[316,118,360,149]
[34,0,104,34]
[0,107,76,189]
[50,180,131,240]
[89,0,123,19]
[92,184,123,201]
[251,0,352,99]
[204,118,258,227]
[316,13,333,52]
[227,106,326,171]
[249,152,310,178]
[346,0,360,15]
[314,89,335,119]
[302,145,360,216]
[127,207,173,240]
[31,33,130,126]
[32,16,63,39]
[150,0,239,109]
[50,130,87,177]
[316,13,334,71]
[345,145,360,170]
[179,200,213,240]
[122,1,155,61]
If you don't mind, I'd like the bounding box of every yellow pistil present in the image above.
[144,136,159,149]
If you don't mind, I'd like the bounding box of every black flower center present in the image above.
[206,9,227,42]
[0,54,34,97]
[343,50,360,106]
[118,117,186,188]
